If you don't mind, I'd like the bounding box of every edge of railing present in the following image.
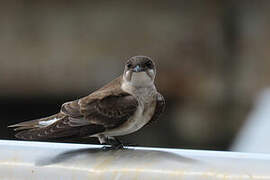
[0,140,270,179]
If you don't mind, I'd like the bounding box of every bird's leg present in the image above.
[97,134,109,150]
[103,136,123,150]
[97,134,123,150]
[97,134,107,144]
[107,137,124,149]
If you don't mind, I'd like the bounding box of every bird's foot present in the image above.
[99,137,125,150]
[101,144,124,151]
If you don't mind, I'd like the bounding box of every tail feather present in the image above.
[8,113,65,130]
[9,113,105,140]
[13,126,37,131]
[8,119,41,128]
[14,122,105,140]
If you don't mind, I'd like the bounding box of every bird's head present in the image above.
[123,56,156,87]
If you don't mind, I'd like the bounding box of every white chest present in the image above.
[104,85,157,137]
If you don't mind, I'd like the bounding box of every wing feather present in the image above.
[10,77,138,140]
[80,94,138,128]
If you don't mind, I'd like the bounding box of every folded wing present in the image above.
[9,79,138,140]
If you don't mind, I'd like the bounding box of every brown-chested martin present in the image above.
[9,56,165,149]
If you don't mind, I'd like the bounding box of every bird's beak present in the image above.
[133,65,143,72]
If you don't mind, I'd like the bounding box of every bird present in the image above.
[8,56,165,149]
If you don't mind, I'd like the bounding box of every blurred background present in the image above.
[1,0,270,152]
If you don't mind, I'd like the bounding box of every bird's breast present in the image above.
[103,88,157,137]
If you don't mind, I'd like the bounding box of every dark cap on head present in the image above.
[125,56,155,72]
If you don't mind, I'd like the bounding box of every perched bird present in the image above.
[9,56,165,149]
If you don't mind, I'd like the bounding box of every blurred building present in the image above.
[1,0,270,150]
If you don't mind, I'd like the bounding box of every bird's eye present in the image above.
[127,63,132,68]
[145,61,153,68]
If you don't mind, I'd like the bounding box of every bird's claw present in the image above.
[101,137,125,150]
[101,144,124,151]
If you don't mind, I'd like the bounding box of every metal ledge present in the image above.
[0,140,270,179]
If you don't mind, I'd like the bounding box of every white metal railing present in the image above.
[0,140,270,179]
[232,88,270,154]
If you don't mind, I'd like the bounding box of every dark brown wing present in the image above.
[61,100,82,118]
[79,93,138,129]
[11,77,138,140]
[147,92,165,126]
[61,76,138,129]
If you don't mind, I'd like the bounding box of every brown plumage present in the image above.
[8,56,165,147]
